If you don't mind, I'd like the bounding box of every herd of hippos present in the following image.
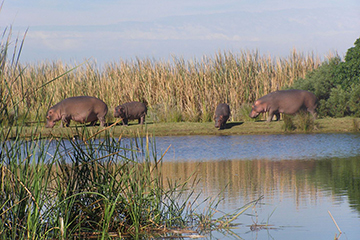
[45,89,318,129]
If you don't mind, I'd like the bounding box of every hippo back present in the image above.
[215,103,230,117]
[122,101,147,119]
[60,96,108,114]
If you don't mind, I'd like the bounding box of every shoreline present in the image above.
[6,117,360,140]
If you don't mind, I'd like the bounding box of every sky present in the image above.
[1,0,359,64]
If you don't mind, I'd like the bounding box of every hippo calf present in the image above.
[45,96,108,128]
[214,103,230,129]
[114,101,147,126]
[249,89,317,122]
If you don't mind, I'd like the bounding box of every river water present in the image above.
[149,133,360,239]
[40,132,360,239]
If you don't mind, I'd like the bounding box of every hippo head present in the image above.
[45,109,57,128]
[114,106,125,118]
[215,115,224,128]
[249,100,262,118]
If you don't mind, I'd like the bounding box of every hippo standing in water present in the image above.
[214,103,230,129]
[45,96,108,128]
[249,89,317,122]
[114,101,147,126]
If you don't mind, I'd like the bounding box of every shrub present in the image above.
[294,111,316,132]
[282,114,296,132]
[349,83,360,117]
[326,86,351,117]
[282,112,315,132]
[291,37,360,118]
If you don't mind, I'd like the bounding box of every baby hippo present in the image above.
[114,101,147,126]
[45,96,108,128]
[214,103,230,129]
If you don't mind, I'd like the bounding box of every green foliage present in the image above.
[291,37,360,117]
[326,86,351,117]
[292,57,340,100]
[282,114,296,132]
[348,83,360,117]
[294,111,316,132]
[282,112,315,132]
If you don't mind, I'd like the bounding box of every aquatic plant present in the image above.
[0,124,264,239]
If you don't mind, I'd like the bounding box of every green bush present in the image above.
[349,84,360,117]
[291,57,340,101]
[326,86,351,117]
[282,114,296,132]
[291,37,360,118]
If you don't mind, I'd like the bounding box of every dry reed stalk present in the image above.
[2,49,322,123]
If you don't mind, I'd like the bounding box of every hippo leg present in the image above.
[61,116,70,127]
[98,117,106,127]
[61,120,70,127]
[267,110,275,122]
[308,108,317,120]
[139,116,145,125]
[90,120,97,126]
[122,118,128,126]
[275,112,281,121]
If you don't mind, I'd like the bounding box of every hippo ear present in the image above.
[46,115,50,119]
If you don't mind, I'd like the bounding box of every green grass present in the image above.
[3,117,358,140]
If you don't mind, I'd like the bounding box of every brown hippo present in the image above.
[45,96,108,128]
[214,103,230,129]
[249,89,317,122]
[114,101,147,126]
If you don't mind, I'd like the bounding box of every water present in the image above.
[154,133,360,161]
[34,133,360,239]
[151,133,360,239]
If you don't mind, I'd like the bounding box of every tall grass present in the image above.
[2,49,322,124]
[1,124,264,239]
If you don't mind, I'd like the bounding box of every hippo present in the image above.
[114,101,147,126]
[214,103,230,129]
[249,89,317,122]
[45,96,108,128]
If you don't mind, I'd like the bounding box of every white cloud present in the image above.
[27,31,84,51]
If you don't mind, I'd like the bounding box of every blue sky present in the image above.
[1,0,359,63]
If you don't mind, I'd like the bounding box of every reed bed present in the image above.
[2,49,322,124]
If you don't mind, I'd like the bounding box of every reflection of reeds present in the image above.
[160,159,324,208]
[2,49,322,123]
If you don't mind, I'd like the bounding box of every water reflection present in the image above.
[36,133,360,239]
[152,133,360,239]
[160,157,360,209]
